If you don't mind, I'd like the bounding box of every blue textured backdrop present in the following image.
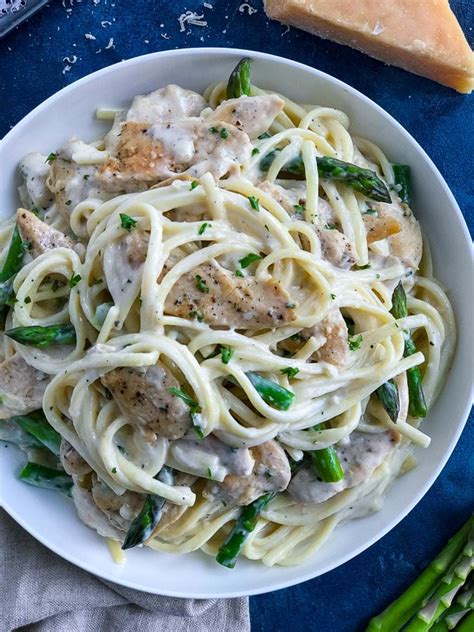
[1,2,472,631]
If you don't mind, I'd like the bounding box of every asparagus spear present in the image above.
[122,467,174,550]
[13,410,61,456]
[392,163,412,205]
[455,611,474,632]
[19,462,73,496]
[216,492,275,568]
[260,152,391,203]
[226,57,253,99]
[376,379,400,423]
[366,515,474,632]
[430,588,474,632]
[0,225,25,283]
[310,423,344,483]
[0,279,14,310]
[391,282,427,418]
[247,372,295,411]
[404,529,474,631]
[5,324,76,347]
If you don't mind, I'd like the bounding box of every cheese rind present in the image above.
[264,0,474,93]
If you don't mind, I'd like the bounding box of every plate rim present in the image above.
[0,46,472,598]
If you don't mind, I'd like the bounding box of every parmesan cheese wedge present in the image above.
[264,0,474,93]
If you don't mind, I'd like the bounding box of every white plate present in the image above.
[0,48,472,598]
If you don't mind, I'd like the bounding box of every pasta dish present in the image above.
[0,59,455,568]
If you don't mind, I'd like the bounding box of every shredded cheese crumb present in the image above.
[178,11,208,32]
[84,33,96,40]
[105,37,115,50]
[239,3,258,15]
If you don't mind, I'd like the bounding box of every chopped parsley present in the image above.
[251,147,260,157]
[189,309,204,322]
[64,200,72,206]
[235,268,244,277]
[190,180,199,190]
[69,273,81,289]
[220,346,234,364]
[220,128,229,139]
[248,196,260,211]
[195,274,209,293]
[258,132,271,140]
[348,334,363,351]
[111,467,117,474]
[293,204,305,215]
[207,467,213,479]
[239,252,262,268]
[198,222,210,236]
[330,293,336,300]
[280,367,299,379]
[209,126,219,134]
[168,387,200,414]
[83,174,90,181]
[30,207,40,216]
[45,152,57,164]
[325,223,337,230]
[354,264,371,270]
[24,296,31,304]
[119,213,137,232]
[193,426,204,439]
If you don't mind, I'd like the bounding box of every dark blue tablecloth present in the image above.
[1,2,472,630]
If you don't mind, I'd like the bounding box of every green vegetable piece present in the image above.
[19,462,73,496]
[239,253,262,268]
[0,225,25,283]
[69,273,81,288]
[226,57,253,99]
[310,423,344,483]
[13,410,61,456]
[390,282,427,418]
[122,467,174,550]
[198,222,210,235]
[392,163,412,205]
[280,367,299,379]
[216,492,274,568]
[260,152,391,203]
[247,372,295,411]
[119,213,137,232]
[376,379,400,423]
[220,346,234,364]
[248,196,260,211]
[348,334,363,351]
[5,324,76,348]
[195,274,209,293]
[366,516,474,632]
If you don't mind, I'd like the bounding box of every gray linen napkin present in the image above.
[0,509,250,632]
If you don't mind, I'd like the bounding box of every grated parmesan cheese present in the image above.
[84,32,96,40]
[178,11,208,32]
[239,2,258,15]
[105,37,114,50]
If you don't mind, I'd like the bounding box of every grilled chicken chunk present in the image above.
[367,200,422,270]
[60,439,91,477]
[164,259,297,329]
[0,354,50,419]
[47,157,108,220]
[126,84,207,124]
[362,213,401,244]
[100,363,192,441]
[72,484,123,540]
[206,440,291,506]
[16,209,77,258]
[209,94,284,139]
[98,120,252,192]
[18,152,54,209]
[288,430,400,504]
[280,309,349,367]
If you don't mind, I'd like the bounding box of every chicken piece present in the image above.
[60,439,91,477]
[168,433,254,481]
[318,228,355,269]
[16,209,77,258]
[164,259,296,329]
[91,478,144,531]
[258,180,306,217]
[209,94,284,139]
[97,120,252,192]
[126,84,206,123]
[0,354,50,419]
[72,484,124,539]
[150,472,197,537]
[18,152,54,209]
[363,213,401,244]
[279,309,349,367]
[100,363,192,441]
[368,200,422,270]
[288,430,400,504]
[47,157,109,220]
[208,440,291,506]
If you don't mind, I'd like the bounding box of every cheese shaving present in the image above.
[178,11,208,33]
